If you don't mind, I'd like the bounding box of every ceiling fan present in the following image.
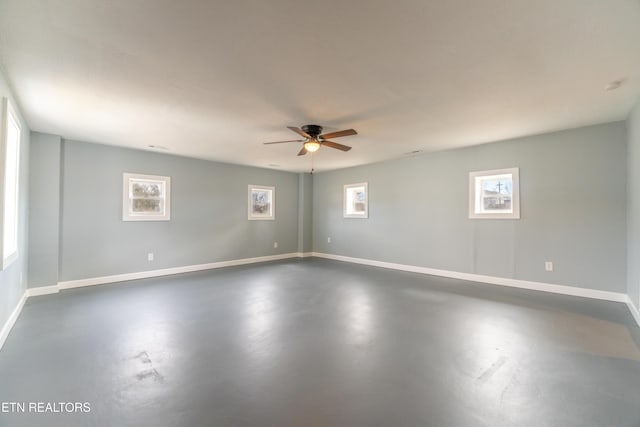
[264,124,357,156]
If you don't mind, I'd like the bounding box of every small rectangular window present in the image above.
[123,173,171,221]
[1,98,21,269]
[469,168,520,219]
[248,185,275,220]
[344,182,368,218]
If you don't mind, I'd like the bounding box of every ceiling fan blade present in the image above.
[297,147,308,156]
[322,140,352,151]
[264,139,305,144]
[288,126,312,139]
[319,129,357,140]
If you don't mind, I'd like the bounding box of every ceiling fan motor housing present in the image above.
[301,124,323,138]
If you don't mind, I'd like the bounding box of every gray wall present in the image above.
[22,118,635,302]
[0,70,30,328]
[628,100,640,308]
[313,122,627,293]
[28,133,61,287]
[59,140,299,281]
[297,173,313,253]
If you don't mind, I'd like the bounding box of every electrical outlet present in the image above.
[327,237,331,243]
[148,253,154,262]
[274,242,278,248]
[545,261,553,272]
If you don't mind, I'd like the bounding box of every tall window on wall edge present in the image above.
[1,98,21,269]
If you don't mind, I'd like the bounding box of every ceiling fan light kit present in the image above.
[304,141,321,152]
[264,124,357,156]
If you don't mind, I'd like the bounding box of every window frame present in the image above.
[468,167,520,219]
[1,98,21,269]
[122,173,171,221]
[248,185,275,220]
[343,182,369,219]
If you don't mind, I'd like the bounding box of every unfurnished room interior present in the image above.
[0,1,639,426]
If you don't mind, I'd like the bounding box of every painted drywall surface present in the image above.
[28,133,61,288]
[313,122,627,293]
[59,140,299,281]
[628,100,640,308]
[297,173,313,253]
[0,70,30,328]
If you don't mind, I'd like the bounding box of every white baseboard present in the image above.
[59,252,301,290]
[311,252,632,305]
[4,252,636,352]
[1,253,307,352]
[0,292,27,351]
[26,285,59,297]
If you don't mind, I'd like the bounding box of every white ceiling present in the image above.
[1,0,639,172]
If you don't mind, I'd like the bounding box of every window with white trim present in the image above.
[469,168,520,219]
[248,185,275,220]
[1,98,21,269]
[344,182,368,218]
[122,173,171,221]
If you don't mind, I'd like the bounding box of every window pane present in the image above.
[476,174,513,213]
[131,180,163,197]
[346,187,366,214]
[132,198,162,213]
[3,112,19,260]
[251,190,271,215]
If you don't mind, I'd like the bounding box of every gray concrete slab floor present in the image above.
[0,258,639,426]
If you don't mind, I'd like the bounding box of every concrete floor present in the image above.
[0,258,639,426]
